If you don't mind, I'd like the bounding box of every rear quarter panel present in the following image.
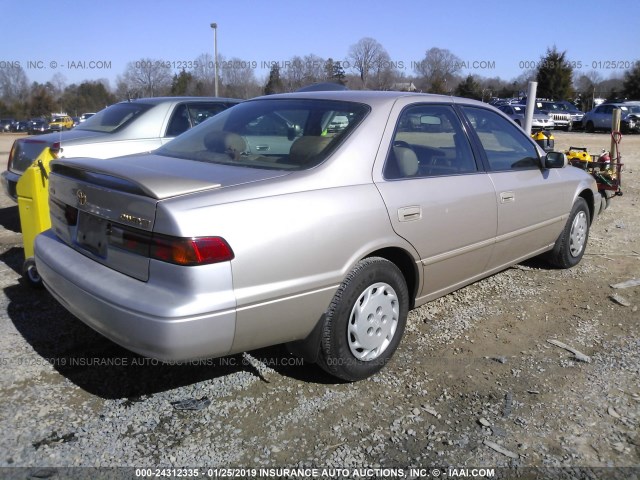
[154,182,419,352]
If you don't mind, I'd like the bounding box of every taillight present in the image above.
[7,141,16,170]
[50,141,61,158]
[151,235,234,266]
[109,225,234,266]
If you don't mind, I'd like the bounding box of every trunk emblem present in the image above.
[77,190,87,206]
[119,213,151,228]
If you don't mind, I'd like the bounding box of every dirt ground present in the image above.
[0,130,638,479]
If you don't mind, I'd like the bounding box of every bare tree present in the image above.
[118,58,172,98]
[369,50,397,90]
[220,57,260,98]
[192,53,216,95]
[414,47,463,93]
[0,64,29,102]
[348,37,390,89]
[282,54,326,91]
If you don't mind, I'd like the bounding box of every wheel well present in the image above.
[365,247,419,308]
[579,189,595,224]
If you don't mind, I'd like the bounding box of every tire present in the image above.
[546,198,590,269]
[317,257,409,381]
[22,257,44,288]
[585,121,595,133]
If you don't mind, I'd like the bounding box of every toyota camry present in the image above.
[35,91,600,381]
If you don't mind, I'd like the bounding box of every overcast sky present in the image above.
[3,0,639,87]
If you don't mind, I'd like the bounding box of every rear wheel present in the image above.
[317,257,408,381]
[546,198,590,269]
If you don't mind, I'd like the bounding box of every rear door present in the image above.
[374,102,498,300]
[460,106,570,270]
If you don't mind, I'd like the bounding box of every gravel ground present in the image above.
[0,131,638,479]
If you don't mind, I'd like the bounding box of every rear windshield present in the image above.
[75,102,153,133]
[157,99,370,170]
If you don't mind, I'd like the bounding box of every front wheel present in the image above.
[546,198,590,269]
[317,257,409,381]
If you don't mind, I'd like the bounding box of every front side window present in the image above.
[461,106,540,171]
[157,99,370,170]
[384,104,477,179]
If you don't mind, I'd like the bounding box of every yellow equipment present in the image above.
[531,129,554,152]
[565,147,591,163]
[16,147,57,286]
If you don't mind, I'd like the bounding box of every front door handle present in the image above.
[398,206,422,222]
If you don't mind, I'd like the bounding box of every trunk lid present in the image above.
[9,130,108,173]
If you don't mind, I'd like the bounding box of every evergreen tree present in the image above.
[454,75,482,100]
[622,63,640,99]
[264,64,284,95]
[171,69,195,95]
[536,47,574,100]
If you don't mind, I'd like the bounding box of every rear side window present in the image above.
[461,106,540,171]
[384,104,477,179]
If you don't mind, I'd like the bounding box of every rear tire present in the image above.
[317,257,408,381]
[546,198,590,269]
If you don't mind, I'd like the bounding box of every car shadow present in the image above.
[1,247,337,399]
[0,205,21,235]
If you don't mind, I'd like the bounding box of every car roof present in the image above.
[244,90,488,109]
[124,96,241,105]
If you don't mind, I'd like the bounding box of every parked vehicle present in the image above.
[49,115,74,131]
[35,91,600,381]
[582,102,640,133]
[2,97,240,200]
[27,119,49,135]
[10,120,30,133]
[79,112,95,123]
[0,118,16,132]
[497,104,555,130]
[535,101,573,130]
[555,100,584,129]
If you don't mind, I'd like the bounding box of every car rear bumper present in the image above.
[35,229,238,361]
[1,169,20,201]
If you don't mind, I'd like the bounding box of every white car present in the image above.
[2,97,240,200]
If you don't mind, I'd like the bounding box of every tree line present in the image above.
[1,40,639,119]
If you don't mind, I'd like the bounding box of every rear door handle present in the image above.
[398,206,422,222]
[500,191,515,203]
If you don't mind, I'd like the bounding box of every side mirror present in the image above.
[544,151,567,169]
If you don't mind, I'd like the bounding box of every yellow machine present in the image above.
[565,147,592,164]
[16,147,57,286]
[531,129,554,152]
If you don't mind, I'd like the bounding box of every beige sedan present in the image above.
[35,91,600,381]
